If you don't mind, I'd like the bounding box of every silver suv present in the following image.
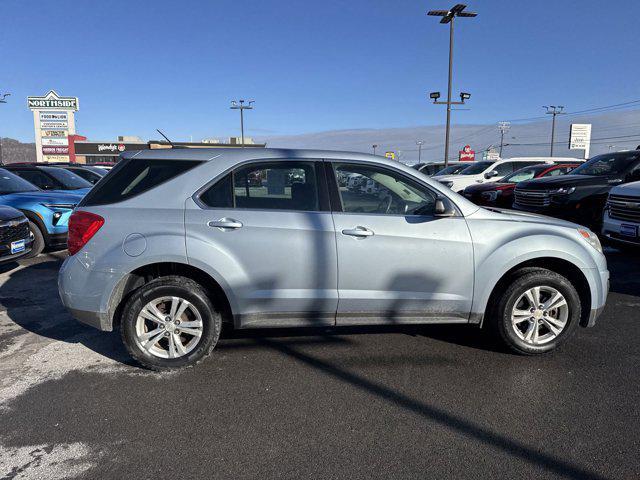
[58,149,609,370]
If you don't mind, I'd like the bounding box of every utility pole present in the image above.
[0,93,9,164]
[230,99,254,147]
[416,140,425,163]
[427,4,477,167]
[372,144,378,155]
[498,121,510,157]
[544,105,565,156]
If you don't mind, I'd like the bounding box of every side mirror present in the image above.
[434,197,456,217]
[484,170,498,179]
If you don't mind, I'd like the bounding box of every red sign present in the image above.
[42,146,69,155]
[459,145,475,162]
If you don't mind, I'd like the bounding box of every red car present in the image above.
[463,163,580,208]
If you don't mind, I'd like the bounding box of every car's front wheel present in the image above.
[120,276,221,370]
[489,269,581,354]
[25,221,44,258]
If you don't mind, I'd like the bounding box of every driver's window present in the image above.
[333,163,436,215]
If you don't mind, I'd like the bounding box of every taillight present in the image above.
[68,211,104,255]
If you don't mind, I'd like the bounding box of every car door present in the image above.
[327,161,474,325]
[184,159,338,328]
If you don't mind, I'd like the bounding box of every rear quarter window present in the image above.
[79,158,202,206]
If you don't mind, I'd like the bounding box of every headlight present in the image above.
[578,229,603,254]
[41,203,76,209]
[550,187,576,195]
[481,190,501,201]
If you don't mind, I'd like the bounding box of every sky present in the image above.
[1,0,639,145]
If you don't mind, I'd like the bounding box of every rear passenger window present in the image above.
[494,162,515,176]
[200,161,319,211]
[80,159,202,206]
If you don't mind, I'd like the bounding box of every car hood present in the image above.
[474,207,583,229]
[610,180,640,196]
[435,174,464,182]
[517,174,606,190]
[0,191,83,208]
[464,182,514,193]
[0,205,24,221]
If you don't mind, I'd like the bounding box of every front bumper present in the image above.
[602,212,640,246]
[0,236,34,264]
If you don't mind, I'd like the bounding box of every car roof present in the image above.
[123,147,400,164]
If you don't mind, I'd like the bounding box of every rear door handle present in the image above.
[341,226,374,238]
[208,218,243,230]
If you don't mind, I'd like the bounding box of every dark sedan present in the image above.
[0,205,32,263]
[463,163,579,208]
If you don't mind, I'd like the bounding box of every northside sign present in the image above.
[28,90,79,111]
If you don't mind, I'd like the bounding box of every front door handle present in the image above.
[342,226,374,238]
[208,218,243,230]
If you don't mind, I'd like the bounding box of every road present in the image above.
[0,249,638,480]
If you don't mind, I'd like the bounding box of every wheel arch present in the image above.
[108,262,234,330]
[479,257,591,328]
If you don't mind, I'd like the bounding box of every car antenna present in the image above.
[156,129,174,145]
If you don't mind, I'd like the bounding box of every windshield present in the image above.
[571,152,640,176]
[459,161,494,175]
[435,164,468,176]
[41,166,92,189]
[501,165,548,183]
[0,168,40,194]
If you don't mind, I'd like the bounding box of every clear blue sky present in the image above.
[1,0,639,143]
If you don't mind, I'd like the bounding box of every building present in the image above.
[70,137,266,164]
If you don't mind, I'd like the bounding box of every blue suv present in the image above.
[0,168,85,256]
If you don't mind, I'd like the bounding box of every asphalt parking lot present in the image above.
[0,249,638,480]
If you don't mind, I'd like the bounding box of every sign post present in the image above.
[569,124,592,159]
[27,90,79,163]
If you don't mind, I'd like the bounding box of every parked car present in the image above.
[0,168,84,256]
[513,151,640,229]
[58,165,107,185]
[3,164,92,194]
[463,163,579,208]
[59,149,608,370]
[415,161,465,176]
[602,180,640,249]
[437,157,581,193]
[0,206,32,263]
[433,163,472,177]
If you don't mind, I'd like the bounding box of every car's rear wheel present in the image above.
[25,221,44,258]
[120,276,221,370]
[489,269,581,354]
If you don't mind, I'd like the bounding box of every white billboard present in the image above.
[569,124,592,158]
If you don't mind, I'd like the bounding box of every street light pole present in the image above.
[427,4,477,167]
[416,141,424,162]
[372,144,378,155]
[498,121,510,157]
[544,105,564,156]
[230,99,254,147]
[0,93,10,165]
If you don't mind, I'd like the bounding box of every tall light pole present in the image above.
[0,93,10,164]
[230,99,254,147]
[427,4,477,167]
[416,140,425,163]
[544,105,564,156]
[372,144,378,155]
[498,121,510,157]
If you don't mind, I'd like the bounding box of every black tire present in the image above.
[25,221,45,258]
[488,268,581,355]
[120,275,221,370]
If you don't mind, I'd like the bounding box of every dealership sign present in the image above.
[569,124,592,158]
[28,91,79,110]
[459,145,475,161]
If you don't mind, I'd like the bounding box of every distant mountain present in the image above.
[0,138,36,164]
[260,109,640,164]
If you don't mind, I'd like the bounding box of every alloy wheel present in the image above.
[511,286,569,345]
